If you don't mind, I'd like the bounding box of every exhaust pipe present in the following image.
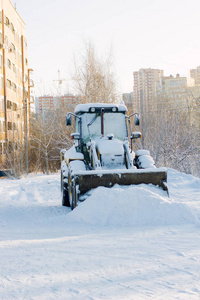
[101,108,104,136]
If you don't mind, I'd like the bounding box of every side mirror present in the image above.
[131,131,142,139]
[70,133,80,140]
[135,115,140,126]
[66,114,72,126]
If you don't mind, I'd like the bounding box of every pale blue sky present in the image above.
[15,0,200,96]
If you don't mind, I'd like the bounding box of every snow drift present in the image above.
[0,169,199,231]
[68,181,199,227]
[1,168,200,300]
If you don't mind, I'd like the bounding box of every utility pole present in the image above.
[25,98,28,175]
[28,69,34,133]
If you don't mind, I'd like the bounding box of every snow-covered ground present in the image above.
[0,169,200,299]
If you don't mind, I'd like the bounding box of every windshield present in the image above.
[76,112,127,142]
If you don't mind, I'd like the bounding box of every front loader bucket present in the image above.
[74,168,168,197]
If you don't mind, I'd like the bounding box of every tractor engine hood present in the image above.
[96,135,124,156]
[94,135,125,169]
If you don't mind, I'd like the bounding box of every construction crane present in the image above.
[53,69,66,97]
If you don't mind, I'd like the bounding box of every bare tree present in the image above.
[72,41,119,103]
[142,89,200,177]
[29,108,72,175]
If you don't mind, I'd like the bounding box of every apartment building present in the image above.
[133,68,163,114]
[36,96,54,114]
[0,0,30,165]
[35,94,77,115]
[60,94,76,111]
[157,74,195,110]
[190,66,200,85]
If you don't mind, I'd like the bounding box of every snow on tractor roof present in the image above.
[74,103,127,114]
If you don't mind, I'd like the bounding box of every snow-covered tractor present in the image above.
[61,103,168,209]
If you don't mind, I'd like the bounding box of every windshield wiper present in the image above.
[87,115,98,127]
[87,114,99,137]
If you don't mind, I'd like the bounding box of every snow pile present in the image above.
[68,182,199,227]
[168,168,200,202]
[135,149,156,168]
[0,169,200,299]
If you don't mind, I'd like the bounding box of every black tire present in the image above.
[135,157,140,169]
[61,171,70,207]
[68,175,78,210]
[61,169,63,192]
[62,180,70,206]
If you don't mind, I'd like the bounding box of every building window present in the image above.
[0,142,6,155]
[6,79,12,89]
[11,43,16,54]
[8,141,13,153]
[7,59,11,69]
[12,83,17,92]
[11,23,15,34]
[7,100,12,109]
[13,102,17,111]
[3,143,5,154]
[12,63,16,73]
[13,123,17,130]
[5,17,10,26]
[8,122,12,130]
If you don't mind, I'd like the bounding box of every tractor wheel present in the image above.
[61,171,70,207]
[61,169,63,191]
[68,175,78,210]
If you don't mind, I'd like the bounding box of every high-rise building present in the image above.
[37,96,54,114]
[157,74,195,110]
[133,68,163,114]
[0,0,31,165]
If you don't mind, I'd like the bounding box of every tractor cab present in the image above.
[66,103,129,165]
